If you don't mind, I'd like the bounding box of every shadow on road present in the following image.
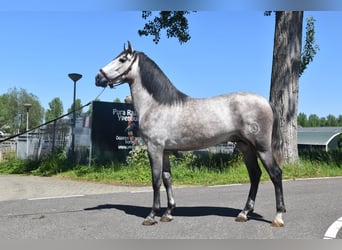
[84,204,272,224]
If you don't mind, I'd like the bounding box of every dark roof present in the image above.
[297,127,342,146]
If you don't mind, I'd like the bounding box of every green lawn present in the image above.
[1,149,341,186]
[57,160,342,186]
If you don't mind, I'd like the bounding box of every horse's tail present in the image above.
[271,104,284,166]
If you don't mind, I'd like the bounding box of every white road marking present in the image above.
[130,190,153,193]
[28,194,85,201]
[284,176,342,182]
[323,216,342,239]
[208,183,242,188]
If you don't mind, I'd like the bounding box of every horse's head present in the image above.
[95,41,137,88]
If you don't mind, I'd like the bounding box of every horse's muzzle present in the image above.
[95,73,108,88]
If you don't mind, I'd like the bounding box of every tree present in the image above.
[261,12,318,163]
[67,99,83,117]
[300,16,320,77]
[0,88,44,134]
[308,114,320,126]
[113,98,121,103]
[319,117,327,126]
[269,11,303,163]
[138,11,191,44]
[139,11,319,163]
[338,115,342,126]
[297,112,308,127]
[299,113,342,127]
[326,114,337,126]
[45,97,64,122]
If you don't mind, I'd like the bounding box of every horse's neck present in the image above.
[128,53,189,118]
[129,76,155,119]
[135,52,189,106]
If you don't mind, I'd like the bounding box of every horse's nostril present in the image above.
[95,74,101,85]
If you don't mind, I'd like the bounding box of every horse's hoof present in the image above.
[271,212,284,227]
[271,219,284,227]
[160,214,173,222]
[142,217,158,226]
[235,212,248,222]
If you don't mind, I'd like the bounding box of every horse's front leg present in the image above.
[142,145,163,226]
[160,151,176,222]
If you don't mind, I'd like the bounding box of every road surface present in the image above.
[0,174,341,239]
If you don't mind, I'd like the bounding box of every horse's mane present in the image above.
[137,52,189,105]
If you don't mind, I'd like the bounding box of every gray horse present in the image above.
[95,42,286,227]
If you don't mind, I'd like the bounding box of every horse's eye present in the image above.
[119,57,127,63]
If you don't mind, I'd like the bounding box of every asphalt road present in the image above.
[0,175,341,239]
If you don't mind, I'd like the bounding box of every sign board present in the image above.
[91,101,140,163]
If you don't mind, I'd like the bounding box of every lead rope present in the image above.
[0,86,109,144]
[82,85,108,110]
[93,85,108,101]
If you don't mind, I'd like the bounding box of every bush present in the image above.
[126,147,244,172]
[0,150,73,176]
[126,146,150,169]
[0,153,38,174]
[171,151,243,172]
[299,149,342,167]
[31,150,70,176]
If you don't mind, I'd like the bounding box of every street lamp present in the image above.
[24,103,32,157]
[68,73,82,162]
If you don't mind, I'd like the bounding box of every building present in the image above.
[297,127,342,152]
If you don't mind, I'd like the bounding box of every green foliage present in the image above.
[298,112,342,127]
[67,98,83,117]
[283,159,342,180]
[126,146,150,169]
[45,97,64,122]
[126,147,243,173]
[307,114,320,126]
[171,151,243,172]
[113,98,121,103]
[139,11,192,44]
[264,12,319,78]
[297,112,308,127]
[300,16,320,77]
[299,149,342,168]
[61,151,342,186]
[1,147,342,186]
[66,161,152,185]
[0,150,70,176]
[0,153,38,174]
[31,150,69,176]
[0,88,44,134]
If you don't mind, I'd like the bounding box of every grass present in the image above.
[282,161,342,180]
[1,148,342,186]
[57,159,342,186]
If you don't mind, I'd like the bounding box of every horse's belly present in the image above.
[164,131,235,151]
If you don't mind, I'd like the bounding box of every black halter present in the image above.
[99,52,138,88]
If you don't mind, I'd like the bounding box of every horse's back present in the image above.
[140,91,273,151]
[189,92,272,122]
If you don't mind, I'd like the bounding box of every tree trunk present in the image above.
[269,11,303,164]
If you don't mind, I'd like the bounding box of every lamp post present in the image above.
[24,103,32,157]
[68,73,82,162]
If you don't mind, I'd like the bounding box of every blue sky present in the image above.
[1,3,341,118]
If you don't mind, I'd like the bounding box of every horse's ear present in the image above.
[123,43,126,51]
[127,41,134,54]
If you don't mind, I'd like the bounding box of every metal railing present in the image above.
[0,103,92,164]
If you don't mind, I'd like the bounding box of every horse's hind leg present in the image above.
[160,151,176,222]
[257,150,286,227]
[235,142,262,222]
